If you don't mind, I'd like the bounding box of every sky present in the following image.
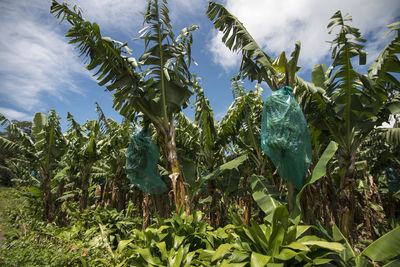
[0,0,399,130]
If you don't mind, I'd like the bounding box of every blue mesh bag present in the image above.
[261,86,312,190]
[126,127,167,194]
[386,166,400,193]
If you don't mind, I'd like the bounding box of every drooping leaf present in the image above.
[212,244,234,262]
[362,226,400,262]
[250,252,270,267]
[201,154,248,183]
[291,141,338,221]
[250,174,282,216]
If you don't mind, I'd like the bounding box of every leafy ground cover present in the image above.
[0,186,399,266]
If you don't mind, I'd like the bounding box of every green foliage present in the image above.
[0,187,82,266]
[206,1,278,88]
[217,206,344,266]
[250,174,282,216]
[51,0,198,131]
[362,226,400,262]
[317,223,400,266]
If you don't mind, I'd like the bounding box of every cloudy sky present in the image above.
[0,0,399,128]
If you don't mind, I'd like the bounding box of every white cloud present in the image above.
[66,0,207,35]
[209,32,241,71]
[0,0,208,119]
[0,0,92,114]
[65,0,147,36]
[209,0,400,72]
[168,0,208,23]
[0,107,32,121]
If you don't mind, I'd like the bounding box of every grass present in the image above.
[0,187,82,267]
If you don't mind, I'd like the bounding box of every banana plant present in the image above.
[175,80,236,227]
[51,0,198,214]
[318,223,400,266]
[0,111,66,221]
[302,13,400,242]
[95,103,135,211]
[219,79,266,174]
[211,206,344,266]
[0,118,32,186]
[65,113,101,213]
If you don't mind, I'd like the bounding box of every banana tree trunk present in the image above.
[338,148,357,245]
[142,193,151,230]
[40,169,53,221]
[80,169,90,213]
[101,180,112,209]
[56,178,67,225]
[111,164,124,211]
[208,180,219,228]
[160,119,190,214]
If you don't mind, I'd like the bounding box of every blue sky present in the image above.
[0,0,399,130]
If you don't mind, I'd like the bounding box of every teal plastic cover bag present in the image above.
[261,86,312,190]
[386,165,400,193]
[126,128,167,194]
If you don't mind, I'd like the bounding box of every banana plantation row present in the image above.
[0,0,399,266]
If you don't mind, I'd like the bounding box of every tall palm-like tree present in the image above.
[95,103,135,211]
[207,2,400,241]
[51,0,198,213]
[65,113,101,212]
[303,13,400,241]
[0,111,66,221]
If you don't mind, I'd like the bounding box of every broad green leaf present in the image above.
[116,239,133,255]
[292,141,338,221]
[171,246,184,267]
[174,235,185,249]
[269,226,285,257]
[300,241,344,252]
[288,41,301,87]
[272,52,288,73]
[284,242,310,251]
[250,174,282,215]
[383,259,400,267]
[249,220,269,250]
[308,141,338,184]
[230,250,249,263]
[386,128,400,145]
[387,101,400,115]
[212,244,234,262]
[137,248,159,266]
[206,1,278,87]
[156,242,168,261]
[275,248,298,261]
[202,154,248,182]
[362,226,400,262]
[311,64,328,89]
[180,157,196,185]
[32,112,47,139]
[220,261,247,267]
[331,223,355,261]
[295,225,313,239]
[313,258,332,265]
[250,252,270,267]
